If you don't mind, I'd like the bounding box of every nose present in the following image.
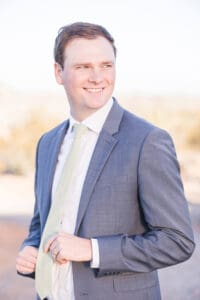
[88,68,103,84]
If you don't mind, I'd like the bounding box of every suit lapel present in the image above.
[75,101,124,234]
[42,121,69,217]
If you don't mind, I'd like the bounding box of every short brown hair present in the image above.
[54,22,117,68]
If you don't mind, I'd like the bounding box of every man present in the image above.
[16,22,195,300]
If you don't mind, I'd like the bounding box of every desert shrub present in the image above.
[182,111,200,149]
[0,110,60,175]
[122,96,200,150]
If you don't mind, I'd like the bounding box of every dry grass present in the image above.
[122,96,200,150]
[0,110,60,175]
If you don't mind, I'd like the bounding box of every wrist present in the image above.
[83,238,92,261]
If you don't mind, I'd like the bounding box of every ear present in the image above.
[54,63,63,85]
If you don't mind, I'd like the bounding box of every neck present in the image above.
[70,107,101,122]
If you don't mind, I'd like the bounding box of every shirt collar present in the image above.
[69,98,114,134]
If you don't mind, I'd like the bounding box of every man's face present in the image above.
[55,36,116,121]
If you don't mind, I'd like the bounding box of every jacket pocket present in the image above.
[113,271,156,292]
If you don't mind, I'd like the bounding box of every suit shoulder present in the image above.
[121,108,173,144]
[123,109,156,132]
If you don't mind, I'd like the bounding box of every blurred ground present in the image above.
[0,217,35,300]
[159,203,200,300]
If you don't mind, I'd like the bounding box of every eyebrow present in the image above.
[101,61,115,65]
[73,60,115,66]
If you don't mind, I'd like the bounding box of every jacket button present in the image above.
[80,292,88,296]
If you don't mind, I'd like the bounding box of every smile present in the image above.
[84,88,104,93]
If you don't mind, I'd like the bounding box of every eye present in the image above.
[103,63,113,68]
[75,65,82,70]
[83,65,90,69]
[75,64,90,70]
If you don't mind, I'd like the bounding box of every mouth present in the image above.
[83,88,104,93]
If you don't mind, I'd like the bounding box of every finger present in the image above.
[16,257,36,273]
[55,249,68,262]
[18,252,37,264]
[56,259,68,265]
[28,247,38,257]
[26,254,37,263]
[44,235,57,253]
[17,266,35,274]
[55,252,68,264]
[16,259,35,270]
[49,242,58,253]
[29,251,38,259]
[21,246,38,258]
[16,258,35,270]
[50,250,58,262]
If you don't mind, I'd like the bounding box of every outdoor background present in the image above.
[0,0,200,299]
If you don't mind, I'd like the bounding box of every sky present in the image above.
[0,0,200,96]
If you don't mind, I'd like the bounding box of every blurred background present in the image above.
[0,0,200,299]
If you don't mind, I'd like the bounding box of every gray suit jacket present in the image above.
[21,100,195,300]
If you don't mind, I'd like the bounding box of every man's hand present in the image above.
[16,246,38,274]
[44,232,92,265]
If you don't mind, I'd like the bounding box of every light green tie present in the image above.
[35,123,87,299]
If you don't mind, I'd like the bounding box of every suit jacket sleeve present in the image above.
[96,128,195,277]
[17,138,42,279]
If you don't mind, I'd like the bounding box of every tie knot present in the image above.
[73,123,88,140]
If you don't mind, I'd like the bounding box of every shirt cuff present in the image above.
[90,238,100,268]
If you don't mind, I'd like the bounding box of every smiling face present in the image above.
[54,36,116,121]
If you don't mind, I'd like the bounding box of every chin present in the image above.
[88,97,109,108]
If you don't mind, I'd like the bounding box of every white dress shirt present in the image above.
[50,98,114,300]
